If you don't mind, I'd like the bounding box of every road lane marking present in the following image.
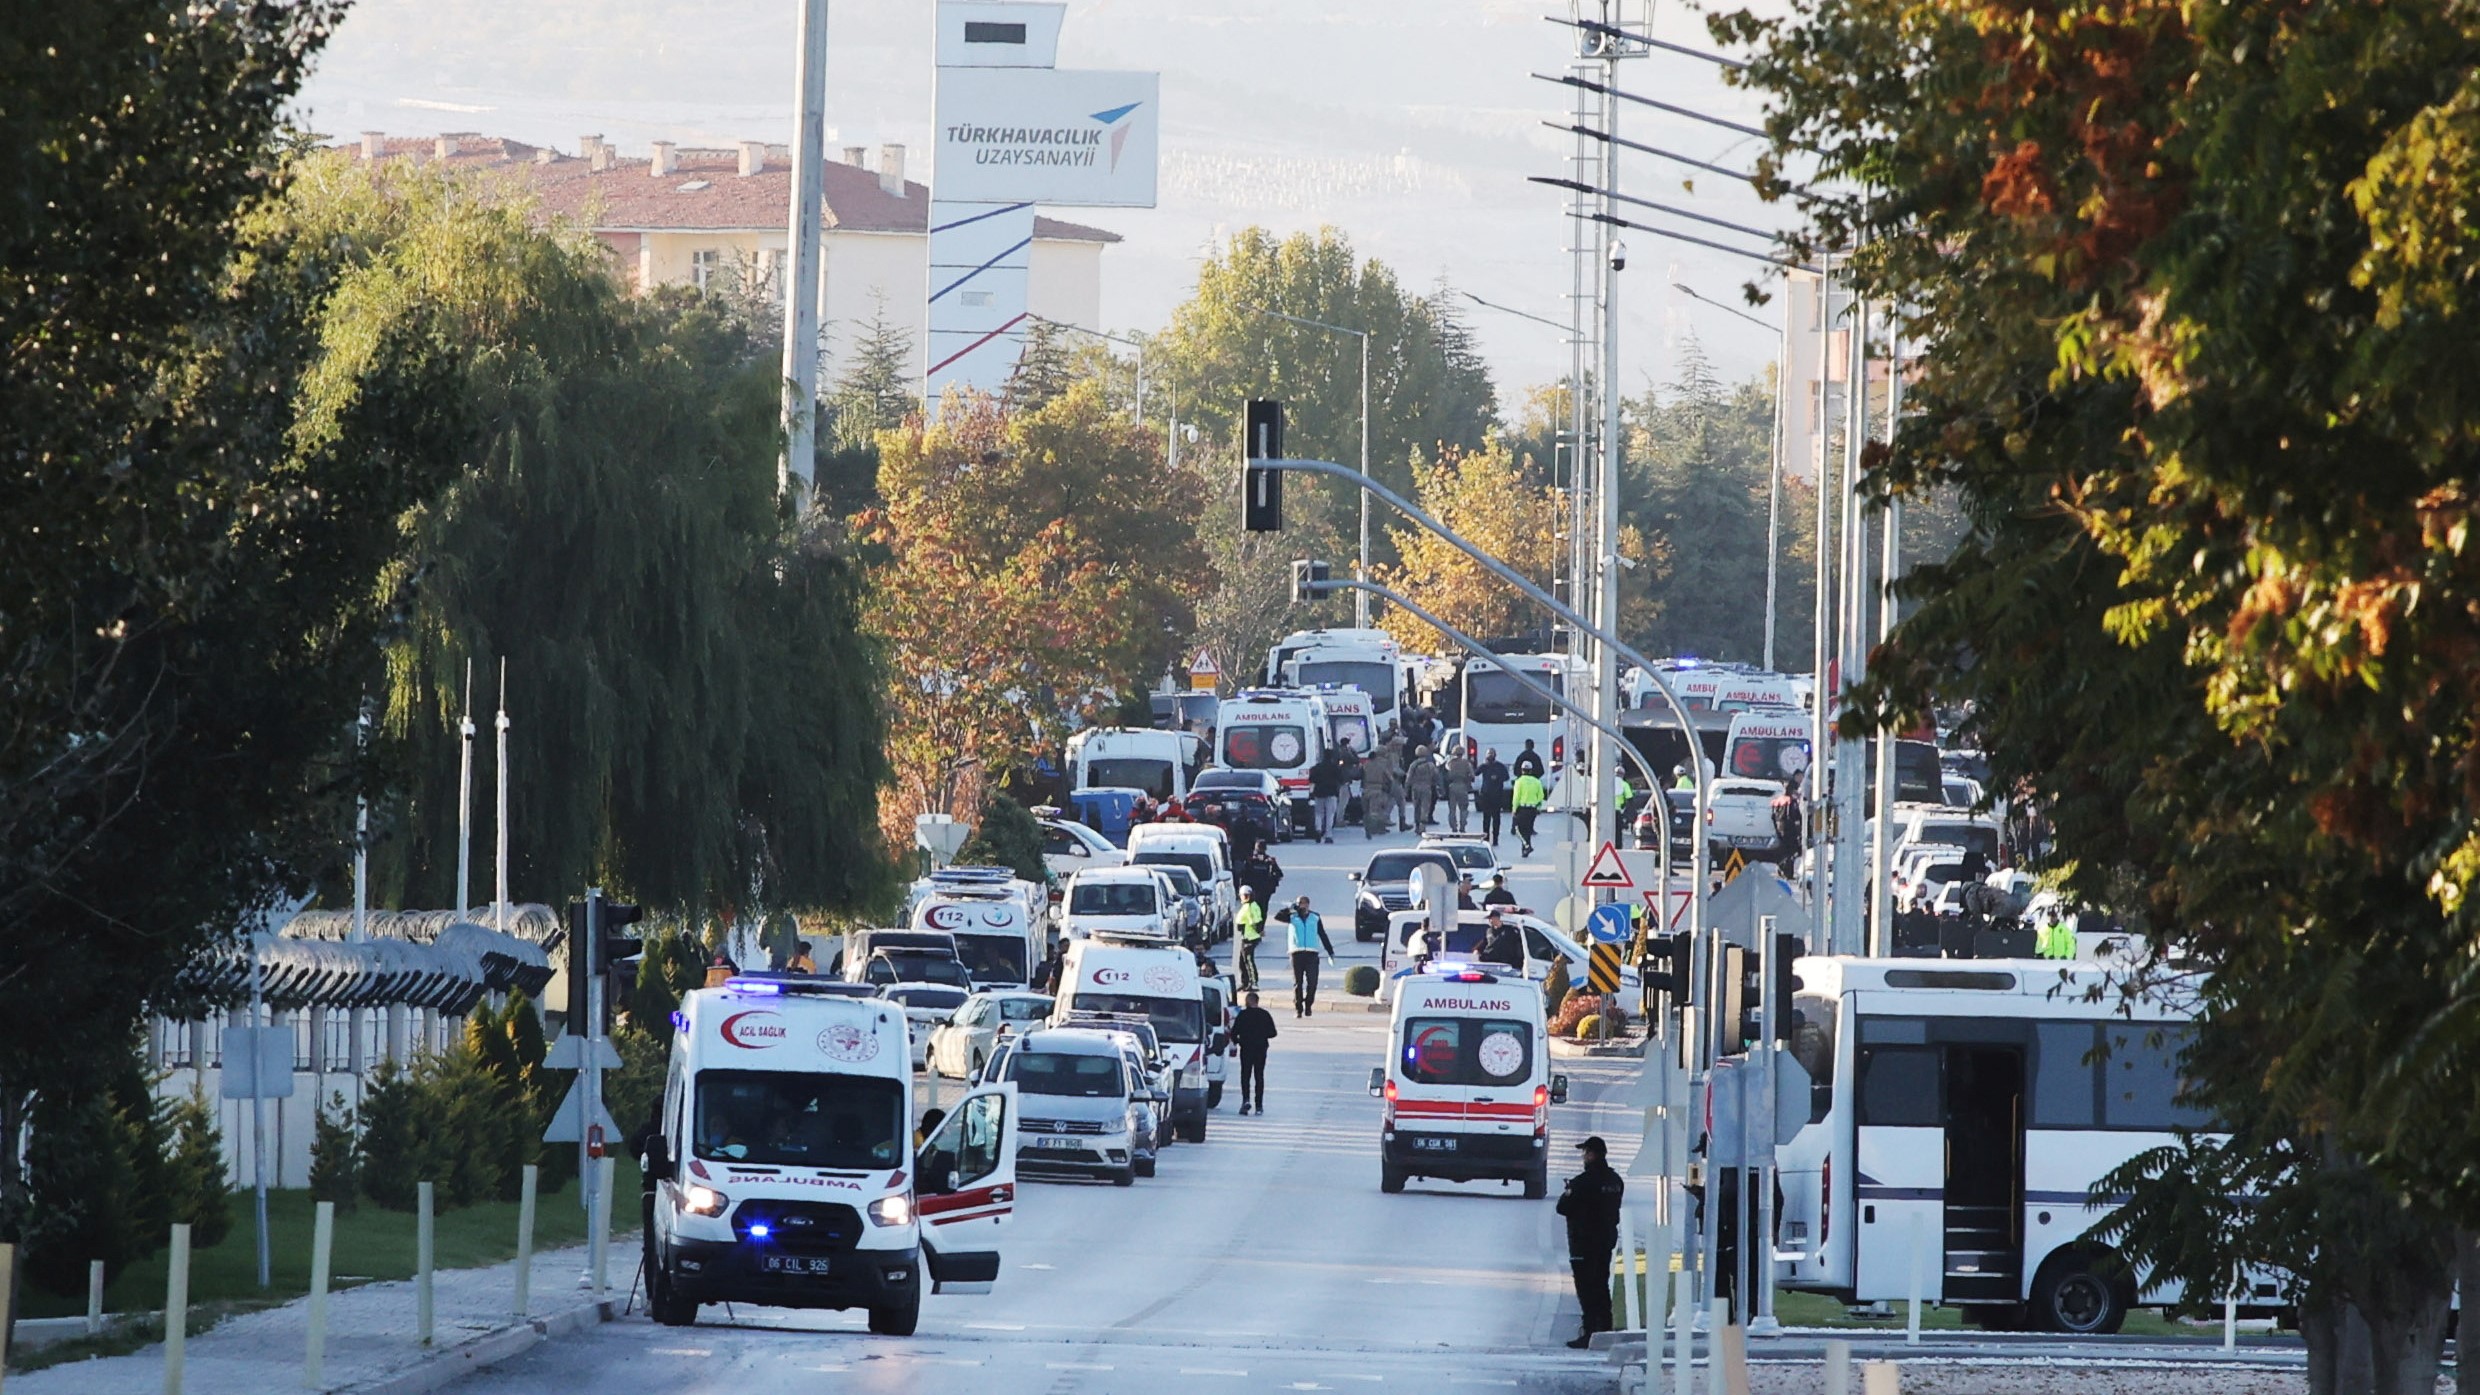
[1047,1362,1114,1371]
[1019,1262,1058,1270]
[965,1322,1026,1331]
[1178,1368,1249,1377]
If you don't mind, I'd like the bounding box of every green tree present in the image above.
[830,292,920,453]
[955,793,1047,885]
[22,1049,179,1295]
[308,1093,359,1212]
[1006,318,1079,414]
[164,1086,232,1251]
[1155,228,1498,557]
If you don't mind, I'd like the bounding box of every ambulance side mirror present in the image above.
[1550,1074,1571,1105]
[644,1144,675,1182]
[1368,1067,1385,1097]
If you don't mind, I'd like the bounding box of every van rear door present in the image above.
[916,1081,1021,1294]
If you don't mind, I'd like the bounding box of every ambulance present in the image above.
[1367,964,1568,1198]
[1214,688,1332,835]
[1052,935,1211,1141]
[641,976,1022,1336]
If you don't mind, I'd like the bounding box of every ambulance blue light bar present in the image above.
[1422,964,1501,983]
[725,977,784,995]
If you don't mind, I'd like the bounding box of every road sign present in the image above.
[218,1026,295,1100]
[1719,848,1749,883]
[543,1074,622,1145]
[1587,942,1624,993]
[1581,841,1635,889]
[1774,1052,1813,1145]
[1187,649,1220,690]
[543,1031,624,1071]
[1645,882,1693,931]
[1553,895,1587,937]
[1587,903,1633,945]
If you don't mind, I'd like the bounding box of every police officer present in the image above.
[1556,1135,1626,1348]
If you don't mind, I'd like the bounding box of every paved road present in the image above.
[460,825,1640,1395]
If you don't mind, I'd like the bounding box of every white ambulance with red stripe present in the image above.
[641,976,1021,1336]
[1367,965,1568,1198]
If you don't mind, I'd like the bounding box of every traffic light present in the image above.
[1291,558,1332,603]
[564,892,646,1035]
[1642,931,1692,1003]
[1768,931,1803,1046]
[1241,398,1284,532]
[1718,942,1754,1055]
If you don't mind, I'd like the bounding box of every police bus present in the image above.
[1772,957,2250,1334]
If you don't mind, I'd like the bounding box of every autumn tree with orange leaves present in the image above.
[1718,2,2480,1387]
[859,384,1206,840]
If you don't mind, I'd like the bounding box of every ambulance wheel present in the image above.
[1381,1163,1406,1194]
[1523,1162,1548,1200]
[1206,1082,1224,1109]
[1111,1166,1137,1187]
[1135,1155,1157,1178]
[647,1253,698,1328]
[867,1275,921,1337]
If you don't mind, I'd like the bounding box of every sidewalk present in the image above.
[15,1237,630,1395]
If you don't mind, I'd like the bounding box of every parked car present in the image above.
[1190,768,1295,840]
[1349,848,1460,943]
[1000,1027,1148,1186]
[1039,814,1129,881]
[861,948,971,990]
[926,990,1056,1080]
[879,983,971,1069]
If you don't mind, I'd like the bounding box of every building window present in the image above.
[965,20,1026,43]
[692,248,721,292]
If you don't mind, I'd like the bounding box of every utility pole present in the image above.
[1834,294,1871,957]
[494,660,510,935]
[1588,63,1625,866]
[1869,323,1905,951]
[456,661,473,920]
[777,0,830,504]
[1808,261,1836,955]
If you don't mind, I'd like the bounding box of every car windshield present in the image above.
[1467,669,1556,724]
[1134,852,1213,886]
[1918,823,2000,859]
[1010,1051,1126,1099]
[998,995,1053,1021]
[951,934,1028,985]
[1086,757,1175,798]
[694,1069,905,1169]
[1401,1018,1536,1088]
[870,953,969,988]
[1366,851,1455,883]
[1295,659,1397,708]
[1194,770,1257,791]
[1069,881,1158,916]
[1066,990,1204,1044]
[1221,723,1307,771]
[1427,843,1495,870]
[885,986,969,1010]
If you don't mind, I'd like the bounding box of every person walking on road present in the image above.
[1476,748,1512,847]
[1442,748,1476,833]
[1406,746,1439,831]
[1556,1136,1627,1348]
[1230,990,1279,1115]
[1235,886,1267,990]
[1275,894,1338,1018]
[1513,739,1546,781]
[1308,750,1346,844]
[1511,769,1549,857]
[1240,840,1284,907]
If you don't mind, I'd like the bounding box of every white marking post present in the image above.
[514,1164,537,1318]
[305,1200,334,1387]
[1905,1214,1928,1344]
[416,1182,435,1346]
[86,1257,104,1336]
[1670,1266,1694,1395]
[1823,1339,1851,1395]
[592,1155,615,1302]
[164,1224,191,1395]
[1862,1361,1901,1395]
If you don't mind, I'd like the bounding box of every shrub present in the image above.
[1542,957,1573,1017]
[22,1047,177,1295]
[1574,1014,1603,1040]
[956,793,1047,884]
[1550,992,1630,1039]
[309,1092,359,1212]
[1343,965,1380,997]
[164,1084,232,1249]
[355,1058,441,1212]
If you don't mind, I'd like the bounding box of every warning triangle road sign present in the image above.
[1581,841,1635,890]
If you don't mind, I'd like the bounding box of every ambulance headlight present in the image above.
[683,1184,730,1217]
[867,1193,913,1227]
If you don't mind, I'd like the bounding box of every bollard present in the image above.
[1716,1317,1749,1395]
[1861,1360,1901,1395]
[1613,1207,1636,1332]
[305,1200,334,1388]
[590,1155,614,1303]
[416,1182,435,1346]
[2222,1277,2238,1352]
[1823,1339,1851,1395]
[1670,1266,1694,1395]
[1905,1215,1928,1345]
[1701,1296,1729,1395]
[0,1242,16,1382]
[513,1164,537,1319]
[164,1223,191,1395]
[1644,1246,1671,1368]
[87,1257,104,1336]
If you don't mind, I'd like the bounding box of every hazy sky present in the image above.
[296,0,1800,407]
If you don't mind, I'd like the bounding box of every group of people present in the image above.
[1301,735,1553,855]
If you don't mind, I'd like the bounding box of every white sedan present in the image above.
[879,983,972,1070]
[927,989,1057,1080]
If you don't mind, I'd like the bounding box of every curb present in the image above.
[339,1298,614,1395]
[1549,1035,1648,1059]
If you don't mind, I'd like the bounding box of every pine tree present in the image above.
[1006,318,1077,413]
[164,1084,232,1249]
[829,292,919,453]
[308,1092,359,1212]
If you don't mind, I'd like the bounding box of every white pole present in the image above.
[1905,1211,1927,1344]
[1869,321,1903,954]
[1702,1296,1727,1395]
[86,1255,104,1336]
[456,660,474,919]
[1588,70,1624,867]
[777,0,829,500]
[2222,1270,2238,1352]
[251,954,271,1289]
[514,1163,537,1318]
[163,1223,190,1395]
[1670,1263,1694,1395]
[1823,1339,1851,1395]
[351,703,370,1080]
[1807,262,1836,951]
[416,1182,435,1346]
[1862,1362,1901,1395]
[495,662,510,935]
[1614,1206,1637,1333]
[1356,330,1372,629]
[1760,304,1788,672]
[305,1200,334,1388]
[592,1156,615,1303]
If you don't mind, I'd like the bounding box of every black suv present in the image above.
[1349,849,1460,943]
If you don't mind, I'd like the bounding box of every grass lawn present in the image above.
[16,1159,642,1320]
[1612,1265,2225,1342]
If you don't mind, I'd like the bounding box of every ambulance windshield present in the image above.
[695,1070,905,1170]
[1067,991,1203,1044]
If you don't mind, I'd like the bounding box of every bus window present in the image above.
[2031,1023,2098,1127]
[1856,1045,1940,1127]
[2100,1024,2209,1130]
[1789,992,1838,1124]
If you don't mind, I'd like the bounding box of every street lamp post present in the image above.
[1244,306,1372,628]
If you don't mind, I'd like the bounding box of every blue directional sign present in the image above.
[1588,903,1634,945]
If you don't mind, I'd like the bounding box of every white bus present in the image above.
[1267,628,1409,723]
[1460,653,1586,799]
[1774,957,2220,1334]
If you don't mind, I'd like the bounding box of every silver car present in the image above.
[925,989,1055,1080]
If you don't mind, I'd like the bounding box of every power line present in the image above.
[1544,14,1750,70]
[1531,175,1787,246]
[1536,70,1769,142]
[1590,210,1815,274]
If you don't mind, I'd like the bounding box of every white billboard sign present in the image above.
[933,68,1161,208]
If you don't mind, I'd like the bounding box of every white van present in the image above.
[1052,936,1210,1141]
[641,977,1022,1335]
[910,893,1039,989]
[1215,689,1332,834]
[1066,726,1204,801]
[1059,866,1173,941]
[1126,824,1235,938]
[1722,708,1813,786]
[1368,965,1568,1196]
